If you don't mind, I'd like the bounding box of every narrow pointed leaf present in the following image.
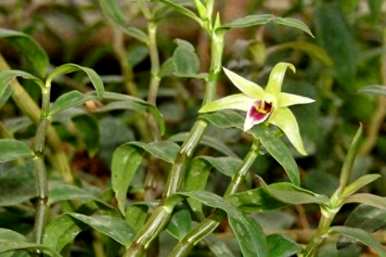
[158,0,202,26]
[98,0,148,43]
[265,63,295,96]
[0,139,34,163]
[47,64,104,98]
[221,14,274,28]
[358,85,386,96]
[43,215,81,252]
[263,182,328,205]
[0,70,44,99]
[342,174,380,198]
[205,236,236,257]
[268,108,306,155]
[179,191,268,257]
[198,156,242,177]
[345,193,386,210]
[183,159,211,216]
[166,209,192,240]
[0,29,49,77]
[223,68,264,97]
[278,93,315,108]
[229,215,268,257]
[111,144,143,215]
[273,17,314,37]
[331,226,386,257]
[0,161,37,206]
[250,126,300,185]
[68,213,134,247]
[199,94,254,113]
[267,234,300,257]
[127,141,180,163]
[339,125,363,188]
[50,91,97,116]
[345,205,386,232]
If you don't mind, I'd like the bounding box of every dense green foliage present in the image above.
[0,1,385,257]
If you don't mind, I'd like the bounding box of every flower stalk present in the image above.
[167,140,261,257]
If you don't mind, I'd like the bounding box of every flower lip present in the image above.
[243,100,273,131]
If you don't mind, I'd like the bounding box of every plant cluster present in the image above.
[0,1,385,257]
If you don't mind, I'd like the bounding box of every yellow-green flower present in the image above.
[199,62,314,155]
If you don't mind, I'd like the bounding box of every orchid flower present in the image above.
[199,62,314,155]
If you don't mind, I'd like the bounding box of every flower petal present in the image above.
[243,103,271,131]
[278,92,315,107]
[223,67,265,98]
[265,62,295,96]
[199,94,255,113]
[268,107,307,155]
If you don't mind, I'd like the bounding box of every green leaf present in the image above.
[198,156,242,177]
[260,181,329,205]
[169,133,237,157]
[50,91,96,116]
[342,174,380,198]
[0,29,49,77]
[0,70,44,101]
[43,215,81,252]
[160,39,203,78]
[179,191,268,257]
[330,226,386,257]
[358,85,386,96]
[166,209,192,240]
[68,213,134,247]
[0,139,34,163]
[0,229,61,257]
[315,2,357,90]
[345,204,386,232]
[158,0,202,26]
[48,182,105,206]
[102,92,165,135]
[127,141,180,163]
[251,127,300,185]
[0,161,37,206]
[221,15,313,37]
[200,110,244,130]
[345,193,386,210]
[183,159,211,216]
[111,144,143,215]
[228,216,268,257]
[47,64,104,98]
[227,186,286,212]
[125,205,147,232]
[267,234,300,257]
[205,236,236,257]
[339,125,363,189]
[98,0,148,43]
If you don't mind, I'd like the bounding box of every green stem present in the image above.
[147,21,161,106]
[123,29,225,257]
[0,54,73,183]
[167,141,260,257]
[299,207,336,257]
[33,84,51,246]
[123,196,182,257]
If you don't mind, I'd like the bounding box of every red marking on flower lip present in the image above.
[249,100,272,122]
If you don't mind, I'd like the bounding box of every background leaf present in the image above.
[111,144,143,215]
[0,29,49,77]
[0,139,34,163]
